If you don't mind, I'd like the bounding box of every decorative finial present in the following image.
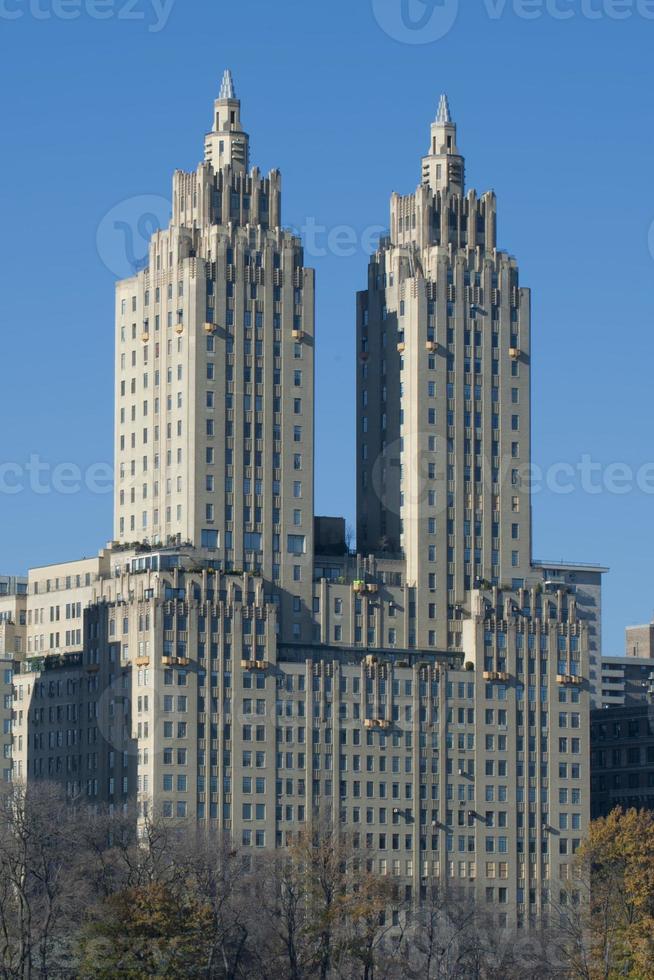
[437,93,452,124]
[219,69,236,101]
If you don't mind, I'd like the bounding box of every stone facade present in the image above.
[113,72,315,638]
[356,97,532,653]
[10,550,589,928]
[4,77,603,931]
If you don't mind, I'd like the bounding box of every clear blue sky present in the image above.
[1,0,654,654]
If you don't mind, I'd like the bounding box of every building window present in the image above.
[201,529,219,549]
[287,535,306,555]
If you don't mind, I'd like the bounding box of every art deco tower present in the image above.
[114,71,316,619]
[10,83,594,932]
[357,96,532,650]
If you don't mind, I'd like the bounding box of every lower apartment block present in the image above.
[9,545,590,929]
[590,704,654,818]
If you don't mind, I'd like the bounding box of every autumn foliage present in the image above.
[575,807,654,980]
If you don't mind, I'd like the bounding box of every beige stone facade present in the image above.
[10,550,588,927]
[357,97,531,652]
[113,72,315,640]
[4,79,600,930]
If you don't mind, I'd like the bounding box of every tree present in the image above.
[586,807,654,978]
[403,883,478,980]
[174,831,255,980]
[78,880,213,979]
[249,853,311,980]
[342,869,399,980]
[556,807,654,980]
[0,781,88,979]
[288,827,350,980]
[285,827,405,980]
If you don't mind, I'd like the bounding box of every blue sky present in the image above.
[1,0,654,653]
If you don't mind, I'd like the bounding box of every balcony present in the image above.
[240,659,269,671]
[483,670,510,682]
[24,652,83,673]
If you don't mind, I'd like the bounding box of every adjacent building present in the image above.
[591,620,654,709]
[590,623,654,815]
[0,576,26,784]
[532,561,607,707]
[591,705,654,818]
[599,655,654,709]
[625,620,654,659]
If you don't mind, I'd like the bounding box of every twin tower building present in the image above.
[114,75,531,650]
[5,72,601,929]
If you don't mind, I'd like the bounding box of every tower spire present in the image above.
[204,68,249,173]
[421,91,464,194]
[436,93,451,124]
[219,68,235,101]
